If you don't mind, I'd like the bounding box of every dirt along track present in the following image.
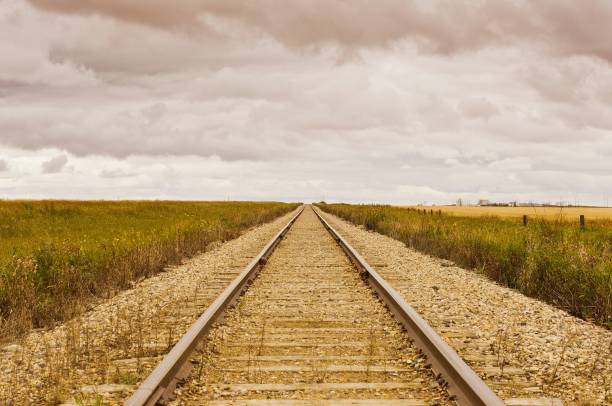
[171,206,455,405]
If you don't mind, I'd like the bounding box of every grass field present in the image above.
[318,203,611,327]
[0,200,298,340]
[403,205,612,221]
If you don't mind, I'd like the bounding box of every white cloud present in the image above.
[0,0,610,205]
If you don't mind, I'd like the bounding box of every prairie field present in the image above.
[403,205,612,222]
[318,203,611,327]
[0,200,298,340]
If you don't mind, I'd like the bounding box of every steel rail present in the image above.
[125,206,304,406]
[313,206,505,406]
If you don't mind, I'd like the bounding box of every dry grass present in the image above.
[0,200,298,341]
[319,203,611,327]
[402,205,612,221]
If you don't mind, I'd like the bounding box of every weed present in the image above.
[0,201,297,341]
[317,203,612,327]
[589,338,611,378]
[255,320,267,383]
[112,368,141,385]
[74,392,108,406]
[547,333,577,388]
[494,328,510,377]
[366,324,376,382]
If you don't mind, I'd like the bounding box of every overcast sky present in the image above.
[1,0,612,205]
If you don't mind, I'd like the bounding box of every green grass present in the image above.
[0,200,298,339]
[317,203,611,327]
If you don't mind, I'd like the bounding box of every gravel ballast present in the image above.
[0,209,298,405]
[1,205,609,405]
[319,209,611,405]
[173,206,454,405]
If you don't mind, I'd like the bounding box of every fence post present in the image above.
[580,214,585,229]
[523,215,528,226]
[430,209,433,215]
[438,209,442,216]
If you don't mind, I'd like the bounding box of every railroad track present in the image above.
[318,212,575,405]
[125,206,552,405]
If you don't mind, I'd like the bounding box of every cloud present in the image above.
[0,0,611,205]
[27,0,612,62]
[100,168,137,178]
[458,98,499,119]
[28,0,210,29]
[41,154,68,173]
[0,2,99,87]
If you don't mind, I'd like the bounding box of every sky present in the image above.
[1,0,612,205]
